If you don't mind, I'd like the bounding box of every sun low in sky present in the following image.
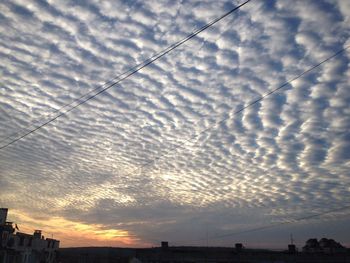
[0,0,350,248]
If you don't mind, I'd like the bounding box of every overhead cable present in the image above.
[0,0,251,150]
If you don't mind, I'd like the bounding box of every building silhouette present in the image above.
[303,237,346,253]
[59,241,350,263]
[0,208,60,263]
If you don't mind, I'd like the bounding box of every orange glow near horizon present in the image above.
[7,209,145,248]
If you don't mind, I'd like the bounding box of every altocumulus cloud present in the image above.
[0,0,350,248]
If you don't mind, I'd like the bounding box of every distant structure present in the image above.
[0,208,60,263]
[288,234,296,253]
[288,244,296,254]
[235,243,244,253]
[303,238,346,253]
[161,241,168,250]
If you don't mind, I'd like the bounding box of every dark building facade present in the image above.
[59,241,350,263]
[0,208,60,263]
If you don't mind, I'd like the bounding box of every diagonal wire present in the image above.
[210,205,350,240]
[114,44,350,184]
[0,0,251,150]
[163,204,350,246]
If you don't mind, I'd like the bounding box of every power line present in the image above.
[0,19,196,145]
[0,0,195,144]
[107,45,350,244]
[209,205,350,240]
[0,9,237,146]
[112,44,350,184]
[0,0,251,150]
[163,204,350,246]
[141,46,350,245]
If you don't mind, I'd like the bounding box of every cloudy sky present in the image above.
[0,0,350,248]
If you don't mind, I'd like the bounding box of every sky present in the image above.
[0,0,350,249]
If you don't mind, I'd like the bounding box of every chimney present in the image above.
[34,230,42,239]
[235,243,243,253]
[161,241,169,249]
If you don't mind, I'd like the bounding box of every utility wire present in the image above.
[105,45,350,241]
[0,0,251,150]
[111,44,350,184]
[210,205,350,240]
[145,46,350,245]
[0,0,203,144]
[0,5,183,144]
[164,204,350,246]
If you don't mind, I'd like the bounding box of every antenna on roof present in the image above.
[290,234,294,245]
